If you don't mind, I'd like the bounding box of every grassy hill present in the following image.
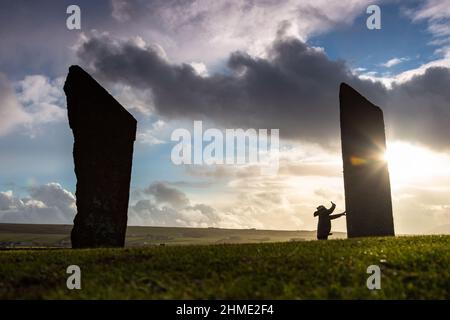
[0,223,345,247]
[0,235,448,299]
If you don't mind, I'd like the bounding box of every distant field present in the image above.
[0,235,448,299]
[0,223,345,247]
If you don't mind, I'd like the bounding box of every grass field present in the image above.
[0,223,345,247]
[0,235,448,299]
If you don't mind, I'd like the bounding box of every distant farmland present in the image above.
[0,223,346,248]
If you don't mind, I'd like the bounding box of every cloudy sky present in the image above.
[1,0,450,234]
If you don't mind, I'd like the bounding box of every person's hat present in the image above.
[314,205,326,216]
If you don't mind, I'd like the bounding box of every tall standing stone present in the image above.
[64,65,137,248]
[339,83,395,237]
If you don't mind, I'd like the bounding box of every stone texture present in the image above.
[339,83,395,238]
[64,65,137,248]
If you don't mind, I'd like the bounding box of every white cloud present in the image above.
[412,0,450,21]
[109,0,381,64]
[0,190,18,210]
[391,50,450,84]
[352,67,367,73]
[0,73,67,137]
[380,57,409,68]
[137,120,166,145]
[410,0,450,41]
[15,75,66,125]
[108,83,155,116]
[397,0,450,82]
[189,62,209,77]
[0,73,31,136]
[0,183,76,224]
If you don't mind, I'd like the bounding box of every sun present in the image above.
[384,141,450,187]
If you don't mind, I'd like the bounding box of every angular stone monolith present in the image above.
[339,83,395,238]
[64,65,137,248]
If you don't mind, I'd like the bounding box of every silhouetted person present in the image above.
[314,201,346,240]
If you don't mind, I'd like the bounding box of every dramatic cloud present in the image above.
[76,31,387,145]
[129,181,221,227]
[0,183,76,224]
[387,67,450,149]
[1,0,450,234]
[76,31,450,150]
[109,0,380,63]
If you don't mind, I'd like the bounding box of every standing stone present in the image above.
[339,83,395,237]
[64,65,137,248]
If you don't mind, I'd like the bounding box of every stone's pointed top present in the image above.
[339,82,382,114]
[340,82,365,99]
[66,65,100,86]
[64,65,137,131]
[65,65,101,90]
[68,64,85,73]
[339,82,352,92]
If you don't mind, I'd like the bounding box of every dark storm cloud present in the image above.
[144,181,189,209]
[386,67,450,149]
[77,32,387,145]
[76,32,450,149]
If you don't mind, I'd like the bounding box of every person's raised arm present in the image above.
[328,201,336,214]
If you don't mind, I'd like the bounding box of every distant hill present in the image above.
[0,223,346,248]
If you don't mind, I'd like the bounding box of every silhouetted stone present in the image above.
[64,65,137,248]
[339,83,395,238]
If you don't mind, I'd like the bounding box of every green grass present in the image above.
[0,235,448,299]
